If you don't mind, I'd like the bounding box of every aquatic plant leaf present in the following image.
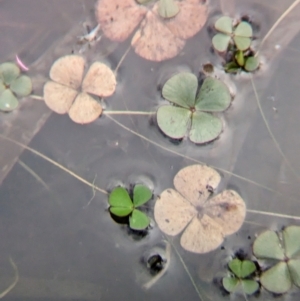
[288,259,300,288]
[129,209,150,230]
[234,21,252,38]
[253,230,285,260]
[0,63,20,85]
[154,188,197,235]
[155,165,246,254]
[212,33,231,52]
[233,36,251,51]
[235,50,245,67]
[242,280,259,295]
[0,89,18,112]
[204,190,246,235]
[158,0,179,19]
[82,62,116,98]
[180,214,224,253]
[68,92,102,124]
[196,77,231,112]
[223,277,239,293]
[224,62,240,73]
[50,55,85,90]
[283,226,300,258]
[229,259,256,278]
[10,75,32,97]
[133,184,152,207]
[162,72,198,108]
[244,56,259,72]
[215,16,232,34]
[43,81,77,114]
[173,164,221,208]
[96,0,147,42]
[189,111,222,144]
[156,105,191,139]
[0,80,5,93]
[260,262,291,294]
[109,187,132,207]
[110,207,133,217]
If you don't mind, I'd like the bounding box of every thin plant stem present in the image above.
[30,95,44,100]
[0,134,108,195]
[0,257,19,299]
[251,76,300,181]
[103,111,155,115]
[247,209,300,221]
[257,0,300,55]
[114,45,131,75]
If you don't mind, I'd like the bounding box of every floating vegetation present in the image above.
[109,184,152,230]
[0,62,32,112]
[223,258,259,295]
[253,226,300,294]
[157,72,231,144]
[154,164,246,254]
[43,55,116,124]
[96,0,207,61]
[212,16,259,73]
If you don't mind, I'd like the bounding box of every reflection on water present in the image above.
[0,0,300,300]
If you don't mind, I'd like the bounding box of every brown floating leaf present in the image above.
[68,92,102,124]
[96,0,208,61]
[174,164,221,208]
[43,81,77,114]
[82,62,116,97]
[154,164,246,254]
[96,0,147,42]
[49,55,85,90]
[131,6,185,61]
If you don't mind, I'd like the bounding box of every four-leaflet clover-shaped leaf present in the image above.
[43,55,116,124]
[157,72,231,144]
[109,185,152,231]
[0,62,32,112]
[154,164,246,254]
[212,16,253,52]
[253,226,300,294]
[223,259,259,295]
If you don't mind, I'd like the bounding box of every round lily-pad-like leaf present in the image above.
[253,230,285,260]
[133,184,152,208]
[0,63,20,85]
[242,280,259,295]
[234,21,252,38]
[245,56,259,72]
[0,89,19,112]
[260,262,292,294]
[50,55,85,90]
[82,62,116,98]
[129,209,150,230]
[223,277,239,293]
[68,92,103,124]
[157,105,191,139]
[212,33,231,52]
[283,226,300,258]
[43,81,77,114]
[233,36,251,51]
[162,72,198,108]
[189,111,222,144]
[215,16,233,34]
[109,187,133,208]
[195,77,231,112]
[110,206,133,217]
[10,75,32,97]
[288,259,300,288]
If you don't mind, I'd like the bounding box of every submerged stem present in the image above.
[257,0,300,55]
[103,111,155,115]
[251,76,300,181]
[0,257,19,299]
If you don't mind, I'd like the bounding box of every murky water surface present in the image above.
[0,0,300,300]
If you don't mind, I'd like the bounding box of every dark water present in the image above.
[1,0,300,300]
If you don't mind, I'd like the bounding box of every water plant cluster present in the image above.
[212,16,259,73]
